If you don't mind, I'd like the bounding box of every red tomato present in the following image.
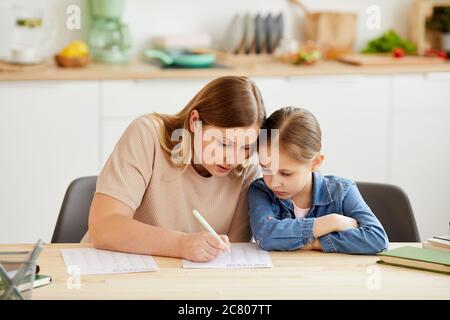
[425,48,448,60]
[437,51,448,60]
[392,47,405,58]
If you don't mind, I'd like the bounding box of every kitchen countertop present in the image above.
[1,58,450,81]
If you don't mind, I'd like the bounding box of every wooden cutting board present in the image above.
[338,53,446,66]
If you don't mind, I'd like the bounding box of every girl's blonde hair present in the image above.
[263,107,322,162]
[149,76,266,174]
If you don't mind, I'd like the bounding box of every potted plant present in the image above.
[426,6,450,54]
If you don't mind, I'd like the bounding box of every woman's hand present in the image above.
[180,231,230,262]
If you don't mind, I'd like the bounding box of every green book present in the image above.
[17,274,52,292]
[0,273,52,293]
[377,246,450,275]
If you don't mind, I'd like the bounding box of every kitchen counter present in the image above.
[1,58,450,81]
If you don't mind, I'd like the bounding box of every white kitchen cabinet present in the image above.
[99,79,209,166]
[391,74,450,241]
[0,81,99,243]
[101,79,208,118]
[393,73,450,112]
[252,77,289,115]
[101,119,133,167]
[100,79,207,169]
[255,75,391,183]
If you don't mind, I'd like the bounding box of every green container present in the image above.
[90,0,124,19]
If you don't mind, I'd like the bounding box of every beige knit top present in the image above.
[82,114,261,243]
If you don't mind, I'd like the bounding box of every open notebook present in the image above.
[183,242,273,269]
[60,248,159,275]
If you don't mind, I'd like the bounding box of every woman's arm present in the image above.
[89,193,230,261]
[89,193,185,257]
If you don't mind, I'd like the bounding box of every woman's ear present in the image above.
[311,153,325,172]
[189,109,200,133]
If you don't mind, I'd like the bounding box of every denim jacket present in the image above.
[248,172,389,254]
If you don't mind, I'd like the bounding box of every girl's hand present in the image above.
[301,242,313,250]
[313,213,358,238]
[332,214,358,232]
[301,239,323,251]
[180,231,230,262]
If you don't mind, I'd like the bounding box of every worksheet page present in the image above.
[60,248,159,275]
[182,242,273,269]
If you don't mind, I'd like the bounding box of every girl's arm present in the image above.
[317,183,389,254]
[248,180,360,251]
[313,214,358,238]
[302,214,358,250]
[248,181,316,251]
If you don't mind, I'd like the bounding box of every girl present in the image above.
[248,107,388,254]
[86,76,266,262]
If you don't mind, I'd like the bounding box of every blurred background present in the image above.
[0,0,449,244]
[0,0,420,57]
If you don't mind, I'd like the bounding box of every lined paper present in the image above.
[182,242,273,269]
[60,248,159,275]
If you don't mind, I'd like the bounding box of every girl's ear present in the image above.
[189,109,200,133]
[311,153,325,172]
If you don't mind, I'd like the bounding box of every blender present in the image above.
[88,0,132,63]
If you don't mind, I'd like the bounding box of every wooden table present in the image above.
[1,243,449,300]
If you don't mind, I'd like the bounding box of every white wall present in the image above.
[0,0,414,59]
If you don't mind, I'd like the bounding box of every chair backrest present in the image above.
[356,182,420,242]
[51,176,98,243]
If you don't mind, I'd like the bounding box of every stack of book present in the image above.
[422,235,450,252]
[377,234,450,274]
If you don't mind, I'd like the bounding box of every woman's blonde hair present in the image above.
[262,107,322,162]
[149,76,266,174]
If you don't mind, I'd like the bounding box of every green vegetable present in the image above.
[362,29,417,54]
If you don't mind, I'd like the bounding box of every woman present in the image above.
[84,76,266,262]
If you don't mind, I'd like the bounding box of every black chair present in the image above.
[51,176,98,243]
[357,182,420,242]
